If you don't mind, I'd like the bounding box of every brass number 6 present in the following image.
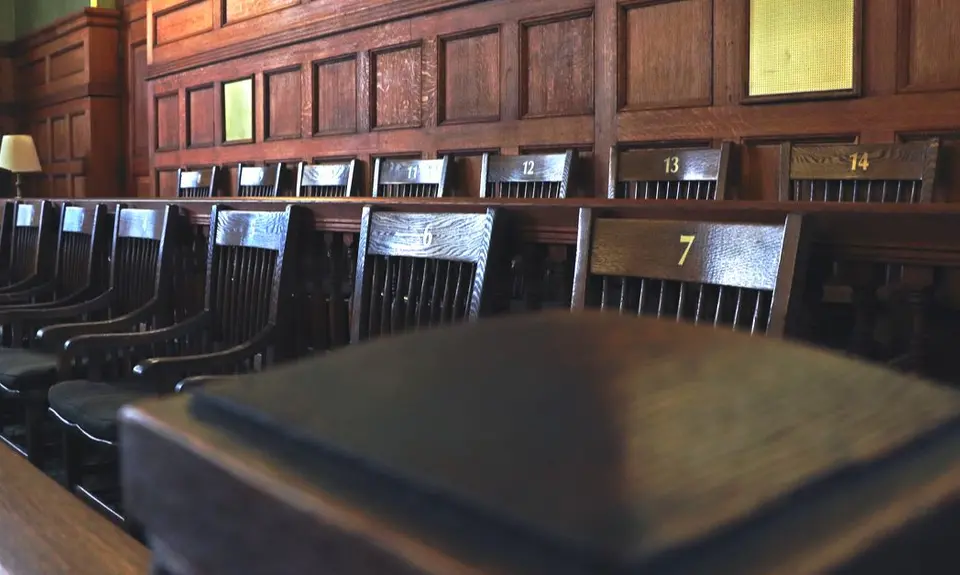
[678,234,696,265]
[664,156,680,174]
[849,152,870,172]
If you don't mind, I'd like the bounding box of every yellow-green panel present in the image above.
[0,2,15,41]
[224,78,254,143]
[748,0,856,97]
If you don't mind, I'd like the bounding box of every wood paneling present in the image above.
[372,43,423,130]
[439,29,500,124]
[0,42,14,198]
[898,0,960,92]
[187,84,214,146]
[521,11,595,118]
[11,8,123,198]
[264,66,300,140]
[313,56,357,136]
[619,0,712,110]
[224,0,299,25]
[155,91,179,150]
[128,0,960,201]
[125,0,151,197]
[154,0,214,47]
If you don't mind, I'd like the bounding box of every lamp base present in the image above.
[14,172,22,200]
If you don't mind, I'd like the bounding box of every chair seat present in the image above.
[48,380,157,442]
[0,349,58,394]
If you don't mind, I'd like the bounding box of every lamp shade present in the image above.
[0,135,42,174]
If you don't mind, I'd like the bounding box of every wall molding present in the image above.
[147,0,489,80]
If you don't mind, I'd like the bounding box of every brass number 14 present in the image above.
[678,234,696,265]
[664,156,680,174]
[849,152,870,172]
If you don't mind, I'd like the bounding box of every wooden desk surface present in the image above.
[0,446,149,575]
[121,313,960,574]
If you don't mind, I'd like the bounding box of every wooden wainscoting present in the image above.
[136,0,960,201]
[13,8,124,198]
[0,41,16,198]
[124,1,151,198]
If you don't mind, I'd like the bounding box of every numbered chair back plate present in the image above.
[588,219,784,291]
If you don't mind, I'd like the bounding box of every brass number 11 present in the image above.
[849,153,870,172]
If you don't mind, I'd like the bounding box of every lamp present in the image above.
[0,135,42,199]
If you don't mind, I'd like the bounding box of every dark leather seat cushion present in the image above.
[0,349,58,393]
[48,380,157,441]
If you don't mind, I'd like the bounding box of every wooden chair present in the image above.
[0,201,57,293]
[350,206,502,343]
[0,204,109,312]
[0,205,183,466]
[778,140,940,203]
[295,160,358,197]
[480,150,575,199]
[608,143,731,200]
[236,163,285,197]
[176,167,219,198]
[780,140,940,368]
[47,205,306,521]
[0,202,14,272]
[571,209,808,337]
[372,157,450,198]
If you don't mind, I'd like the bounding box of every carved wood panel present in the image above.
[12,9,123,198]
[135,0,960,201]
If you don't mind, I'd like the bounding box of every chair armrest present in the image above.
[0,288,93,313]
[0,280,56,304]
[134,328,275,387]
[0,289,114,325]
[0,274,44,294]
[35,292,166,349]
[62,311,212,357]
[175,375,236,393]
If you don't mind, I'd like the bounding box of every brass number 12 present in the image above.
[664,156,680,174]
[678,234,696,265]
[849,153,870,172]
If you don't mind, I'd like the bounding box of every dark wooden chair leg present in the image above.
[62,429,84,490]
[23,399,46,468]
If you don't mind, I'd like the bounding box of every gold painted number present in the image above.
[849,153,870,172]
[522,161,535,175]
[678,234,696,266]
[664,156,680,174]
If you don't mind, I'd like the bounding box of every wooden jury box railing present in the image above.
[42,197,960,266]
[32,196,956,378]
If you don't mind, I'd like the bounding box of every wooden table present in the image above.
[0,445,149,574]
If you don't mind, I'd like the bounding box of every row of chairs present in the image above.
[0,197,807,528]
[177,139,940,203]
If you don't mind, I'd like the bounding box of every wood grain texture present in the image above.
[898,0,960,92]
[521,11,594,118]
[588,218,786,289]
[373,44,423,130]
[123,312,960,574]
[439,29,500,124]
[0,443,148,575]
[187,85,215,147]
[619,0,712,110]
[119,0,960,202]
[8,9,123,198]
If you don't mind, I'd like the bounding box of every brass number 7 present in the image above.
[678,234,696,265]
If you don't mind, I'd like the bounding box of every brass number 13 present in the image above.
[664,156,680,174]
[850,152,870,172]
[678,234,696,265]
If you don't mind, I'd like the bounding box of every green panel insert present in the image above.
[223,78,254,143]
